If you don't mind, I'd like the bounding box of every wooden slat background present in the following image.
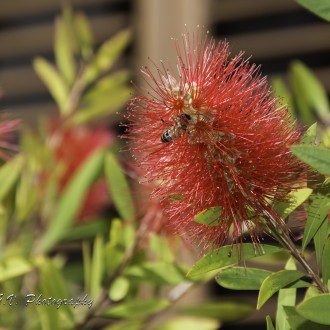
[1,0,330,122]
[211,0,330,91]
[0,0,131,121]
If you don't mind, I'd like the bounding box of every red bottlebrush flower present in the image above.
[0,115,20,160]
[48,120,113,222]
[126,32,307,249]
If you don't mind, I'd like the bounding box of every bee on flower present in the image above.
[125,31,307,249]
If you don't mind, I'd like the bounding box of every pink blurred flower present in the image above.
[0,116,20,160]
[48,120,113,222]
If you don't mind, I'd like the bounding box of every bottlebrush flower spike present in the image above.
[126,31,307,249]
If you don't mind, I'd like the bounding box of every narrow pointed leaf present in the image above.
[82,29,131,85]
[271,76,294,117]
[276,258,297,330]
[284,306,330,330]
[301,122,317,145]
[194,206,222,226]
[103,299,170,319]
[179,302,253,322]
[290,61,330,124]
[33,57,69,112]
[296,294,330,325]
[55,17,76,87]
[296,0,330,22]
[215,267,272,290]
[39,260,74,321]
[155,317,219,330]
[257,270,304,309]
[0,257,34,282]
[322,237,330,286]
[0,154,24,201]
[105,152,135,221]
[187,244,282,278]
[83,71,130,103]
[74,12,93,59]
[302,196,330,250]
[314,212,328,263]
[40,150,104,252]
[273,188,312,219]
[71,86,130,124]
[216,266,309,291]
[90,234,104,300]
[82,240,91,293]
[266,316,275,330]
[291,145,330,176]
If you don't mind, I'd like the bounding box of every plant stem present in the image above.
[264,209,328,293]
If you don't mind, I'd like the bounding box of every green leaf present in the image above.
[291,145,330,176]
[103,320,144,330]
[103,299,170,319]
[314,211,328,264]
[0,155,24,201]
[105,152,135,221]
[215,267,272,290]
[290,61,330,125]
[194,207,222,226]
[187,243,282,278]
[276,258,297,330]
[124,262,185,285]
[71,86,131,125]
[296,294,330,325]
[62,218,110,241]
[215,266,309,291]
[296,0,330,21]
[302,196,330,250]
[109,277,130,302]
[82,240,92,293]
[301,123,318,145]
[90,234,104,300]
[105,244,125,277]
[40,150,104,252]
[82,29,131,85]
[179,302,253,322]
[0,256,34,282]
[271,76,294,117]
[33,57,69,112]
[54,17,76,88]
[273,188,312,219]
[39,260,74,322]
[154,317,219,330]
[284,306,330,330]
[74,12,93,59]
[266,316,275,330]
[83,70,130,103]
[322,237,330,285]
[149,234,174,263]
[109,218,124,246]
[257,270,304,309]
[15,167,39,222]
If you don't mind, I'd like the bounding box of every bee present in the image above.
[160,113,192,143]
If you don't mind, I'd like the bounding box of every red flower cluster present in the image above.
[48,120,113,222]
[126,32,306,248]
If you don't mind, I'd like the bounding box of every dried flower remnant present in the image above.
[0,115,20,161]
[126,31,307,249]
[48,120,113,222]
